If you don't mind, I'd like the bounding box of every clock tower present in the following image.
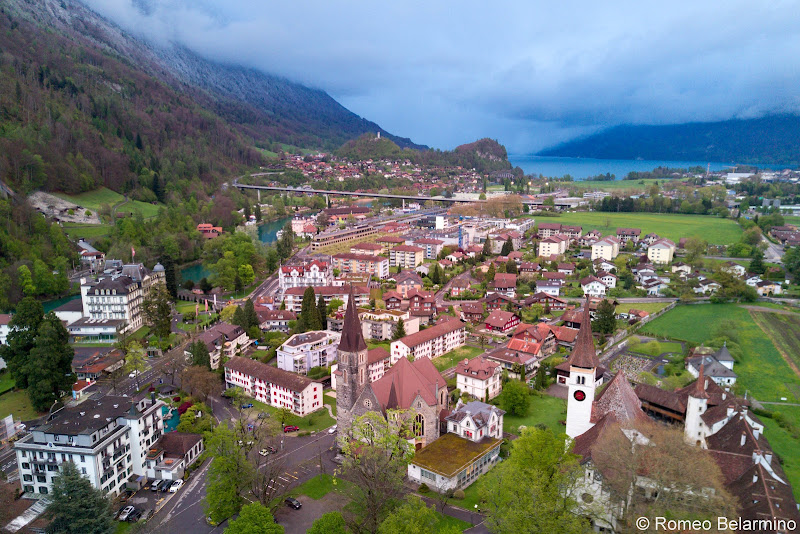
[566,300,600,439]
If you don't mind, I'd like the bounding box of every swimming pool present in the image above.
[162,405,179,433]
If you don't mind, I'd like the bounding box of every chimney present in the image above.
[741,433,746,447]
[753,428,761,440]
[765,452,773,464]
[151,391,156,406]
[753,473,759,484]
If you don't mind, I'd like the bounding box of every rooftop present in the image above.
[411,433,502,477]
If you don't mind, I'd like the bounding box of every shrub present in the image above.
[418,483,430,493]
[297,431,311,437]
[453,489,465,500]
[67,208,75,215]
[85,210,92,216]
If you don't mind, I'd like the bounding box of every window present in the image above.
[21,463,30,470]
[37,476,46,483]
[23,475,32,482]
[80,455,85,462]
[415,414,425,437]
[81,468,87,475]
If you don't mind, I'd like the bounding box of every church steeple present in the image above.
[570,298,599,369]
[336,285,368,424]
[566,298,600,439]
[339,285,367,353]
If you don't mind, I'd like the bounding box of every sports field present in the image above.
[549,211,741,245]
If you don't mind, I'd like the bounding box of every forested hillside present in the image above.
[539,114,800,165]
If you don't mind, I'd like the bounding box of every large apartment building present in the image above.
[14,395,165,498]
[186,323,253,369]
[591,236,620,261]
[359,309,420,341]
[283,286,369,313]
[390,245,424,268]
[278,261,333,293]
[277,330,340,374]
[224,357,323,416]
[390,317,466,363]
[332,253,390,279]
[538,234,569,258]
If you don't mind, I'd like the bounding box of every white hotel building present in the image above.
[14,395,164,497]
[224,357,324,416]
[277,330,340,375]
[390,317,466,363]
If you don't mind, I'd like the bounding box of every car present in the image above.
[258,446,277,456]
[158,480,172,492]
[241,403,254,409]
[328,425,337,435]
[257,412,270,419]
[283,425,299,433]
[118,506,136,521]
[150,481,161,492]
[127,509,143,522]
[128,370,139,379]
[285,497,302,510]
[120,489,134,502]
[168,480,184,493]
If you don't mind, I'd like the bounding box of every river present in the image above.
[179,214,295,283]
[508,155,738,180]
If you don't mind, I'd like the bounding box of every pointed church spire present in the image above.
[338,284,367,352]
[691,364,710,399]
[570,297,599,369]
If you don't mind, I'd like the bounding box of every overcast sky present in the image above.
[82,0,800,153]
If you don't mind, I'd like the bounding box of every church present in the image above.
[336,286,449,449]
[563,300,800,531]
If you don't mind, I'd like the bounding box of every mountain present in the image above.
[538,114,800,166]
[0,0,423,194]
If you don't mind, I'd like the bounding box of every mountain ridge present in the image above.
[538,114,800,166]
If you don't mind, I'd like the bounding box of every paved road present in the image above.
[763,237,784,264]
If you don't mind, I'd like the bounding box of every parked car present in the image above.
[327,425,337,435]
[129,370,139,379]
[285,497,302,510]
[120,489,134,502]
[127,508,143,522]
[241,403,254,409]
[158,480,172,492]
[118,506,136,521]
[283,425,299,433]
[168,480,184,493]
[258,446,277,456]
[150,481,162,492]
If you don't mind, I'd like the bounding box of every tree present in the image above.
[233,305,247,328]
[501,237,514,256]
[224,503,283,534]
[498,379,529,416]
[142,282,172,346]
[182,366,222,403]
[308,512,347,534]
[749,249,766,275]
[594,299,616,335]
[205,425,253,524]
[162,256,178,298]
[684,236,707,266]
[393,318,407,340]
[0,297,44,389]
[238,264,255,287]
[317,294,328,328]
[123,341,148,392]
[189,340,212,369]
[26,312,75,412]
[486,263,496,283]
[298,287,321,332]
[46,462,114,534]
[17,265,35,296]
[220,304,238,323]
[480,427,588,534]
[243,299,260,329]
[337,411,416,533]
[482,237,492,257]
[430,264,441,285]
[254,204,262,222]
[784,245,800,279]
[592,419,737,532]
[505,260,517,275]
[378,496,459,534]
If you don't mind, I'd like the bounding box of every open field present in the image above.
[628,339,683,357]
[60,223,114,240]
[614,302,671,315]
[431,345,484,372]
[54,187,162,219]
[749,311,800,379]
[641,303,800,496]
[0,372,15,395]
[571,179,662,192]
[546,212,742,245]
[502,392,566,436]
[116,200,162,219]
[249,399,336,433]
[0,389,43,421]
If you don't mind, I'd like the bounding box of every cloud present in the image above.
[80,0,800,153]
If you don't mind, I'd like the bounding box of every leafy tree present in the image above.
[480,427,588,534]
[505,260,517,275]
[233,305,247,328]
[748,249,765,275]
[338,411,416,533]
[142,282,172,345]
[162,256,178,298]
[499,379,529,416]
[684,237,707,265]
[328,298,344,314]
[594,299,616,335]
[317,294,328,327]
[238,264,255,288]
[784,246,800,279]
[200,277,213,293]
[17,265,35,296]
[189,340,212,369]
[482,237,492,257]
[378,496,459,534]
[308,512,347,534]
[220,304,238,323]
[0,297,44,389]
[254,204,262,222]
[175,403,214,434]
[486,263,496,283]
[182,366,222,403]
[123,341,148,391]
[224,502,283,534]
[501,237,514,256]
[243,299,260,329]
[46,462,114,534]
[393,318,406,340]
[205,424,254,524]
[26,312,75,412]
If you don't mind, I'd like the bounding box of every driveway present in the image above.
[274,492,350,534]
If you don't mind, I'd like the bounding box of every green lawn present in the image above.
[367,340,391,352]
[54,187,124,210]
[431,346,485,372]
[570,179,663,192]
[116,200,162,219]
[502,393,567,436]
[458,476,488,511]
[641,303,800,496]
[615,302,671,315]
[0,372,15,395]
[760,406,800,500]
[60,223,114,239]
[627,339,683,357]
[324,393,337,416]
[434,512,471,532]
[546,212,742,245]
[249,399,336,433]
[0,390,43,421]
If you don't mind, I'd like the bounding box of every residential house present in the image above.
[376,235,407,253]
[71,347,125,381]
[490,273,517,298]
[278,261,333,293]
[536,281,562,297]
[591,237,621,261]
[383,290,403,310]
[407,289,438,323]
[360,309,419,341]
[558,263,576,275]
[277,330,340,375]
[685,345,737,388]
[187,322,253,369]
[332,253,390,279]
[597,271,618,289]
[616,228,641,244]
[414,238,445,260]
[484,310,520,334]
[390,317,466,363]
[756,280,783,296]
[647,238,676,265]
[144,432,204,482]
[456,358,502,401]
[197,223,223,239]
[538,234,569,258]
[672,262,692,275]
[449,278,471,298]
[538,222,563,238]
[721,262,747,278]
[483,293,521,311]
[485,346,541,380]
[460,302,485,323]
[593,258,616,272]
[581,276,608,297]
[257,310,297,332]
[224,357,323,416]
[519,262,541,275]
[522,292,568,310]
[394,271,424,298]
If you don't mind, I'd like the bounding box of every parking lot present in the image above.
[114,479,183,524]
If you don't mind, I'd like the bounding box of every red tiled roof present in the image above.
[394,317,464,349]
[455,357,499,380]
[591,372,646,423]
[485,310,517,329]
[371,357,446,410]
[225,357,316,393]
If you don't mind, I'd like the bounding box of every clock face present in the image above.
[573,390,586,402]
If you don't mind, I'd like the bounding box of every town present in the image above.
[2,151,800,534]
